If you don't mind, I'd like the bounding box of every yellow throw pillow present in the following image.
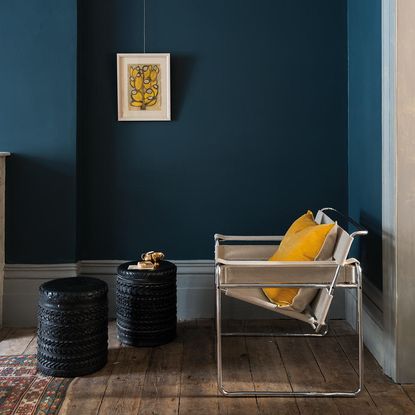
[281,210,316,238]
[263,211,336,310]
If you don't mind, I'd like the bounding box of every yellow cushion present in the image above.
[263,211,335,308]
[281,210,316,238]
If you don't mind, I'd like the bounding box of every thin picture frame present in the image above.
[117,53,171,121]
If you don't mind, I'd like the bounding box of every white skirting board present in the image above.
[4,260,345,327]
[345,278,384,368]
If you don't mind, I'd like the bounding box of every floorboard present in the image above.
[0,328,36,355]
[136,340,183,415]
[243,319,299,414]
[178,322,219,415]
[216,319,259,415]
[0,320,413,415]
[98,346,151,415]
[246,336,299,414]
[23,335,37,355]
[307,336,379,414]
[337,334,415,415]
[60,321,122,415]
[277,335,341,415]
[0,328,11,343]
[403,384,415,405]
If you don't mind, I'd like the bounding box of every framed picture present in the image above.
[117,53,171,121]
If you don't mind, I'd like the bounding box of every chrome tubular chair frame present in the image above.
[215,208,366,398]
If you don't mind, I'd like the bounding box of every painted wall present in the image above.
[78,0,348,260]
[0,0,77,263]
[348,0,382,290]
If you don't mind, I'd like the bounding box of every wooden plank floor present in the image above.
[1,320,414,415]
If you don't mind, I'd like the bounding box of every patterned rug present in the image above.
[0,355,73,415]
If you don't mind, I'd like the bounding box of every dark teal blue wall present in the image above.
[0,1,77,263]
[0,1,349,263]
[78,0,348,260]
[348,0,382,290]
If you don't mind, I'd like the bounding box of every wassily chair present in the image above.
[214,208,368,397]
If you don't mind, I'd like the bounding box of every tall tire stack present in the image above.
[116,261,177,347]
[37,277,108,377]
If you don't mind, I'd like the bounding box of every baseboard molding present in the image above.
[345,280,384,368]
[4,263,78,279]
[4,260,346,327]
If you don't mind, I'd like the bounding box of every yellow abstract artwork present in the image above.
[118,53,170,121]
[128,64,161,111]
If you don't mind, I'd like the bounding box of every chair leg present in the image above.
[216,285,224,392]
[356,264,364,395]
[216,280,364,397]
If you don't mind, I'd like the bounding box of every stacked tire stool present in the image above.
[37,277,108,377]
[116,261,177,347]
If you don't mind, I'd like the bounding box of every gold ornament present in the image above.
[137,251,165,270]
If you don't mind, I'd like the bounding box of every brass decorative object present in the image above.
[135,251,165,270]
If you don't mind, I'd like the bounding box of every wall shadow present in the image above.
[5,154,77,263]
[359,210,382,291]
[170,54,197,120]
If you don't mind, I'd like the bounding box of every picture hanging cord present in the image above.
[143,0,146,53]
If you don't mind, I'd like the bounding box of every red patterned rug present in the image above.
[0,355,73,415]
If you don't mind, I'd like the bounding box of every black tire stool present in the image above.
[116,261,177,347]
[37,277,108,377]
